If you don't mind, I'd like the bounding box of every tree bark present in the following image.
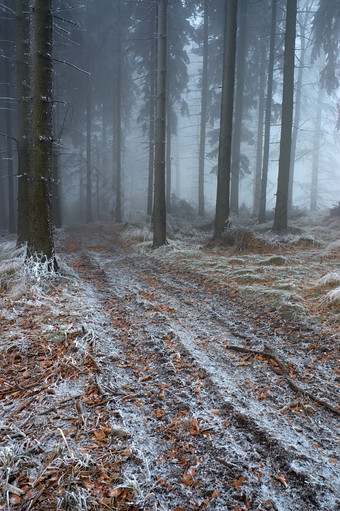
[115,3,123,223]
[5,1,15,234]
[166,101,172,211]
[259,0,277,223]
[153,0,167,247]
[310,85,323,211]
[230,0,248,215]
[288,11,308,211]
[86,77,92,223]
[253,41,266,216]
[27,0,56,269]
[273,0,297,232]
[147,37,156,217]
[214,0,238,237]
[16,0,31,245]
[198,0,208,218]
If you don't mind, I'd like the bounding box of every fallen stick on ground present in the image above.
[225,343,340,417]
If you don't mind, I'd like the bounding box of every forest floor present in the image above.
[0,211,339,510]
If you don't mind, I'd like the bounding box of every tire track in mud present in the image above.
[65,229,340,510]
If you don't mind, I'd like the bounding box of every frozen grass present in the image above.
[122,211,340,334]
[323,287,340,306]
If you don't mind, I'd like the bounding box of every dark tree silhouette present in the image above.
[273,0,297,232]
[214,0,238,237]
[27,0,57,269]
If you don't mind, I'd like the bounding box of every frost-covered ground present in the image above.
[0,210,339,510]
[121,209,340,336]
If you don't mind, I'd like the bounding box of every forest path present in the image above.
[62,223,340,510]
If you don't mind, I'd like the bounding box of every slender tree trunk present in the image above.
[147,9,157,217]
[86,77,92,223]
[115,62,123,223]
[310,85,323,211]
[4,8,15,234]
[5,70,15,233]
[214,0,238,237]
[273,0,297,232]
[79,143,84,222]
[27,0,56,269]
[115,3,123,223]
[52,81,61,228]
[288,13,307,211]
[230,0,248,214]
[198,0,208,218]
[0,144,5,229]
[166,103,171,211]
[147,77,155,216]
[253,41,266,215]
[259,0,277,223]
[153,0,167,247]
[16,0,31,245]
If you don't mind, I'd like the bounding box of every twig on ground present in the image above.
[225,344,340,417]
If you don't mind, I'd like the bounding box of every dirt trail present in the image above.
[62,224,339,510]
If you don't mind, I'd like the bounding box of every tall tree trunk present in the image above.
[0,144,5,229]
[166,102,171,211]
[273,0,297,232]
[5,70,15,233]
[115,3,123,223]
[51,80,62,228]
[259,0,277,223]
[198,0,208,218]
[310,85,323,211]
[79,143,84,222]
[147,74,155,216]
[214,0,238,237]
[86,77,92,223]
[288,12,307,211]
[153,0,167,247]
[230,0,248,214]
[16,0,31,245]
[147,14,157,217]
[253,41,266,216]
[5,6,15,234]
[27,0,57,269]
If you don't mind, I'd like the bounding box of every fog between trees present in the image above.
[1,0,340,260]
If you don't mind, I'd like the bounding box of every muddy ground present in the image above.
[0,223,339,510]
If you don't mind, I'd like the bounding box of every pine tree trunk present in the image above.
[273,0,297,232]
[5,6,15,234]
[259,0,277,223]
[16,0,31,245]
[166,103,171,211]
[230,0,248,214]
[147,97,155,216]
[198,0,208,218]
[310,85,323,211]
[153,0,167,247]
[214,0,238,237]
[0,144,5,229]
[5,69,15,234]
[288,13,307,211]
[27,0,56,269]
[86,78,92,223]
[115,4,123,223]
[147,37,156,217]
[253,41,266,216]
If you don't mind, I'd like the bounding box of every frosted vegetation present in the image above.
[121,209,340,334]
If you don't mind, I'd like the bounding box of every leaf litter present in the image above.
[0,210,339,510]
